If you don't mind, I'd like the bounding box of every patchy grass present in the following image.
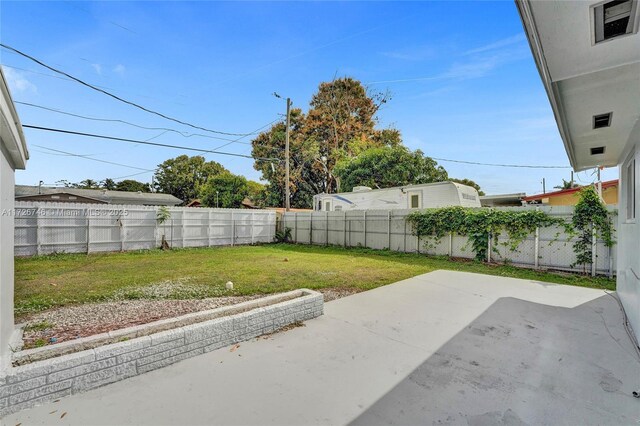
[23,320,55,332]
[15,244,615,317]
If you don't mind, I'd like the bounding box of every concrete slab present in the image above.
[3,270,639,425]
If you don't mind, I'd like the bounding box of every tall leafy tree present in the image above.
[199,173,249,208]
[116,179,150,193]
[334,146,449,192]
[251,77,399,208]
[153,155,227,204]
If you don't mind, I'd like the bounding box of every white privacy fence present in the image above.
[281,205,618,276]
[14,201,276,256]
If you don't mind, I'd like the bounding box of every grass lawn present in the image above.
[15,243,615,317]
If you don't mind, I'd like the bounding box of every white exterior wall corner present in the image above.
[617,142,640,342]
[1,69,28,372]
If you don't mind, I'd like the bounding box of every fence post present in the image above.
[343,212,347,247]
[293,212,297,243]
[86,214,91,254]
[363,211,367,247]
[35,207,42,256]
[208,210,212,246]
[387,211,391,250]
[591,224,597,276]
[325,212,329,246]
[181,210,186,248]
[403,215,407,253]
[487,232,491,263]
[231,212,235,246]
[309,213,313,245]
[448,232,453,257]
[534,226,540,269]
[120,214,126,252]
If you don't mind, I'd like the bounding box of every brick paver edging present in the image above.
[0,289,323,416]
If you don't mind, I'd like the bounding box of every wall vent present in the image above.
[593,112,612,129]
[594,0,637,43]
[591,146,606,155]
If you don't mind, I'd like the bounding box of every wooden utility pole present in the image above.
[285,97,291,211]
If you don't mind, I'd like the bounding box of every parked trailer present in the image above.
[313,182,481,211]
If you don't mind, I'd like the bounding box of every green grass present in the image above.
[15,244,615,317]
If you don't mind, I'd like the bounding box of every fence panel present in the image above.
[281,205,618,276]
[14,202,276,256]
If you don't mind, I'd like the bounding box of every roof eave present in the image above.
[515,0,579,171]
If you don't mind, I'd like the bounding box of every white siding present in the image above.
[617,142,640,341]
[0,151,15,370]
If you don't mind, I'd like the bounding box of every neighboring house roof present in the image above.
[1,68,28,170]
[480,193,526,207]
[265,207,313,213]
[15,185,182,206]
[522,180,618,202]
[186,199,203,207]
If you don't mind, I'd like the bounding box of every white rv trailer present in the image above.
[313,181,481,211]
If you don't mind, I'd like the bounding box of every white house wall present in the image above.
[0,151,16,370]
[617,141,640,341]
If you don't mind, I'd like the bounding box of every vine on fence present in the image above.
[407,206,567,261]
[571,186,615,272]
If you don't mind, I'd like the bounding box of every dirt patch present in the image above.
[317,287,363,302]
[19,287,361,349]
[19,296,264,349]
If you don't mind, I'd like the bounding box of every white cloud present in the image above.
[380,45,437,61]
[91,63,102,75]
[113,64,126,76]
[2,66,37,93]
[463,34,526,56]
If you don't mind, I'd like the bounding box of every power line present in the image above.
[33,145,155,172]
[22,124,280,161]
[1,43,252,137]
[431,156,571,169]
[14,101,249,144]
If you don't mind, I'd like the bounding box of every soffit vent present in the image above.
[594,0,637,43]
[593,112,613,129]
[591,146,606,155]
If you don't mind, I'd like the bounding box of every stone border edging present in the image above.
[0,289,323,417]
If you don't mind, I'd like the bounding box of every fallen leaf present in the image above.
[61,412,67,419]
[230,344,240,352]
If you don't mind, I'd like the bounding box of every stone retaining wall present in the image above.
[0,289,323,416]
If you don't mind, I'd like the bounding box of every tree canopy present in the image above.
[116,179,150,193]
[199,173,249,208]
[251,77,400,208]
[153,155,227,204]
[334,146,449,192]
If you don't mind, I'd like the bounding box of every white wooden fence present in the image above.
[14,201,276,256]
[281,205,617,276]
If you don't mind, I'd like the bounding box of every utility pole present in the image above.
[542,178,546,194]
[273,92,292,211]
[285,97,291,211]
[597,167,602,199]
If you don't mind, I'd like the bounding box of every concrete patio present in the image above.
[3,270,639,425]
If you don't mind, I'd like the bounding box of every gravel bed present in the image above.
[19,287,361,349]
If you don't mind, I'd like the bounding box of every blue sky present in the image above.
[1,1,617,195]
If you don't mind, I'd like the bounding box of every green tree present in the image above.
[73,179,100,189]
[450,178,485,196]
[334,146,449,192]
[571,186,614,273]
[246,180,266,206]
[154,155,227,204]
[101,178,117,190]
[199,173,249,208]
[116,179,150,193]
[554,178,579,190]
[251,77,399,208]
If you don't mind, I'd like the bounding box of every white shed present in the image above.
[313,182,481,212]
[0,68,28,370]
